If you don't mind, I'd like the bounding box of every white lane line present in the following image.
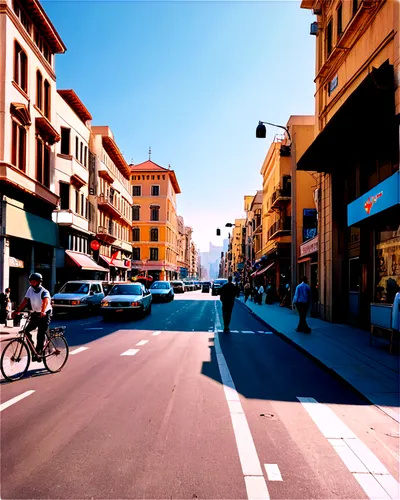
[230,330,239,333]
[0,390,35,412]
[263,332,273,335]
[85,327,103,331]
[257,331,265,333]
[136,340,149,346]
[70,347,89,355]
[152,331,161,336]
[120,349,139,356]
[242,330,255,334]
[213,301,269,500]
[298,397,399,499]
[264,464,283,481]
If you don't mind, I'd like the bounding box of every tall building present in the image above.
[130,161,181,281]
[0,0,66,301]
[177,215,192,279]
[89,126,132,281]
[299,0,399,327]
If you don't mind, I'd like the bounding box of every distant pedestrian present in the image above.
[392,291,400,333]
[257,284,264,305]
[293,276,311,333]
[244,282,251,303]
[219,276,239,332]
[0,288,11,326]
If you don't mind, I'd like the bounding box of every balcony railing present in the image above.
[98,194,130,224]
[97,225,116,243]
[270,186,291,210]
[267,217,291,240]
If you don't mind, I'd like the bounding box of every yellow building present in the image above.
[231,218,246,276]
[299,0,399,327]
[258,116,316,298]
[130,160,181,281]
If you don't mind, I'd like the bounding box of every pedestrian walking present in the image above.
[257,284,264,305]
[293,276,311,333]
[219,276,239,332]
[244,282,251,303]
[0,288,11,327]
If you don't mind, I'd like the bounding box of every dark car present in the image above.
[211,279,228,296]
[202,281,211,293]
[150,281,174,302]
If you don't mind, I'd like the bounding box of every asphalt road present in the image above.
[1,291,399,499]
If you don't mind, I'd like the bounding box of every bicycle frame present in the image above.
[16,313,66,359]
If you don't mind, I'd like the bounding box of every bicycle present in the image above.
[0,312,69,382]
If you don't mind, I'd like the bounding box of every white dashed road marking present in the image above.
[85,327,103,331]
[298,397,400,500]
[121,349,139,356]
[264,464,283,481]
[136,340,149,346]
[242,330,255,334]
[152,331,161,336]
[0,390,35,412]
[70,347,89,355]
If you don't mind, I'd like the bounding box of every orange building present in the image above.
[130,161,181,281]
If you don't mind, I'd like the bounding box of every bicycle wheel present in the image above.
[43,335,69,373]
[1,339,30,382]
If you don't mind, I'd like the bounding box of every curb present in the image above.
[236,299,399,422]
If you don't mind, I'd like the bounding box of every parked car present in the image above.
[183,281,194,292]
[101,282,152,320]
[171,280,185,293]
[193,281,201,290]
[202,281,211,293]
[211,279,228,296]
[52,280,106,315]
[150,281,174,302]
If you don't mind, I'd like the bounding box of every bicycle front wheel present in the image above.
[1,339,30,382]
[43,335,69,373]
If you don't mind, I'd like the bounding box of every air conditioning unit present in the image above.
[310,22,319,35]
[312,2,322,15]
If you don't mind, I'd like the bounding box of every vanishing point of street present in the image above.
[1,292,399,500]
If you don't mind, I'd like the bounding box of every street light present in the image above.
[256,118,297,306]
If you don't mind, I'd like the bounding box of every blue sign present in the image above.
[179,267,188,278]
[347,171,400,226]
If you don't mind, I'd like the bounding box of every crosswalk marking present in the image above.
[136,340,149,346]
[70,347,89,355]
[120,349,139,356]
[152,331,161,336]
[242,330,255,334]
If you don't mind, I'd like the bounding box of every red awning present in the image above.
[100,254,130,269]
[254,262,275,277]
[66,250,108,272]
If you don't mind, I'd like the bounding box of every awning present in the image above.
[251,262,275,277]
[100,254,130,269]
[66,250,108,272]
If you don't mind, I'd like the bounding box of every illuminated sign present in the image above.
[348,171,400,226]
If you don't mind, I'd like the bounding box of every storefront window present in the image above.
[349,257,360,292]
[375,224,400,304]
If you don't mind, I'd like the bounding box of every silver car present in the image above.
[101,283,152,320]
[52,280,106,315]
[150,281,174,302]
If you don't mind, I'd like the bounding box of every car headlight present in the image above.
[101,301,109,307]
[131,301,141,306]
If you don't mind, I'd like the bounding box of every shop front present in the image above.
[99,254,131,282]
[347,171,400,328]
[298,236,318,314]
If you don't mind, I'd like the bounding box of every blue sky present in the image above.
[44,0,316,252]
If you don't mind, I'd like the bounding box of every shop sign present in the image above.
[9,257,24,268]
[347,171,400,226]
[329,75,338,95]
[299,236,318,257]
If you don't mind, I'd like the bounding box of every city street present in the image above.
[1,292,399,500]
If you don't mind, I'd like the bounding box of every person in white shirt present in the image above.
[257,284,265,305]
[13,273,52,361]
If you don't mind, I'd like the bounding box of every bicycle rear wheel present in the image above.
[43,335,69,373]
[1,339,30,382]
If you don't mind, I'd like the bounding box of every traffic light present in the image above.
[216,228,221,236]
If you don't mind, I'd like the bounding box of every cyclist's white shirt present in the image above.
[25,286,52,313]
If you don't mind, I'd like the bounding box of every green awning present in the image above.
[6,202,58,247]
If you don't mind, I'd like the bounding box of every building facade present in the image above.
[130,161,181,281]
[89,126,132,281]
[0,0,66,302]
[299,0,400,327]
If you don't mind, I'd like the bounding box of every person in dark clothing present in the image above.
[293,276,311,333]
[219,276,239,332]
[0,288,11,326]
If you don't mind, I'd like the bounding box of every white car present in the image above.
[150,281,174,302]
[52,280,106,315]
[101,282,152,320]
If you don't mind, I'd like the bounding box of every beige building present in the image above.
[177,215,192,279]
[231,218,246,278]
[0,0,66,300]
[89,126,132,281]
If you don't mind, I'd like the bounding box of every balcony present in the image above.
[270,187,291,211]
[56,155,88,186]
[96,225,116,243]
[268,217,291,240]
[52,210,89,232]
[98,194,131,225]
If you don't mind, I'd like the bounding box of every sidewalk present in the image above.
[238,296,400,423]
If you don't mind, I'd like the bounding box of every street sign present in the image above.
[90,240,100,251]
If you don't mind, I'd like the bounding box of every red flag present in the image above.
[110,251,119,265]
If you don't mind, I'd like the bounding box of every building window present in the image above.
[36,138,50,188]
[150,228,159,242]
[44,80,50,118]
[132,248,140,260]
[60,127,70,155]
[132,228,140,241]
[11,120,26,172]
[337,3,343,38]
[14,42,27,93]
[375,224,400,304]
[75,136,79,158]
[150,248,159,261]
[132,185,141,196]
[36,70,43,109]
[80,142,83,164]
[352,0,359,16]
[151,185,160,196]
[150,206,160,222]
[132,205,140,221]
[84,146,88,167]
[75,189,79,213]
[59,182,70,209]
[326,20,333,57]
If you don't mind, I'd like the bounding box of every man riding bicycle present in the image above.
[12,273,52,362]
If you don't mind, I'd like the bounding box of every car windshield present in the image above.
[108,284,142,296]
[151,282,170,289]
[59,283,89,294]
